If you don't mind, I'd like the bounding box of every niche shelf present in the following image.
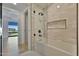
[47,19,67,29]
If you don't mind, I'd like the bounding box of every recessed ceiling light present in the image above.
[13,3,17,5]
[57,5,60,8]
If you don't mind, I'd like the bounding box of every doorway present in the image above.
[7,20,19,55]
[2,6,19,55]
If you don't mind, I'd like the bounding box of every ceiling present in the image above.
[3,3,75,13]
[3,3,51,12]
[3,3,29,12]
[34,3,52,9]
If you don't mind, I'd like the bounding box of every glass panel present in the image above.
[0,3,2,56]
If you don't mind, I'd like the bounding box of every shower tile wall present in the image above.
[32,3,77,56]
[31,4,47,55]
[47,3,77,56]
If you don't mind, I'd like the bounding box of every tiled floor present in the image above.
[2,37,19,56]
[3,37,28,56]
[19,42,28,53]
[2,37,40,56]
[20,51,40,56]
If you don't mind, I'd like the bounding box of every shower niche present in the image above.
[48,19,66,29]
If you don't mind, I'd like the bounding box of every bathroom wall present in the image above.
[32,3,77,56]
[18,12,28,53]
[18,4,32,51]
[47,3,77,55]
[31,4,47,53]
[18,13,25,45]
